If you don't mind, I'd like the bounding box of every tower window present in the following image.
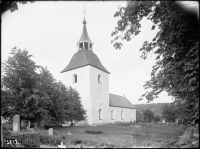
[73,74,77,83]
[90,44,92,49]
[121,110,124,120]
[99,109,103,120]
[111,110,115,120]
[98,74,101,83]
[84,42,88,50]
[79,43,83,50]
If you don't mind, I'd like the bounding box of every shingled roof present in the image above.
[61,50,110,74]
[109,93,136,109]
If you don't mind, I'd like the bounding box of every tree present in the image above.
[2,47,42,122]
[0,1,35,15]
[111,1,199,127]
[1,47,86,127]
[162,104,177,123]
[154,115,161,123]
[143,109,154,122]
[136,110,143,122]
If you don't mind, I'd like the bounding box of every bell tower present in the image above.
[61,11,110,125]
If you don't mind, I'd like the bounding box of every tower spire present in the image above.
[77,4,93,51]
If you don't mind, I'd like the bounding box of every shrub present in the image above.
[73,139,82,144]
[70,139,120,148]
[2,124,13,131]
[85,130,103,134]
[61,135,66,140]
[39,135,61,146]
[117,123,130,126]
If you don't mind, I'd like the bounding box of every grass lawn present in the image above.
[54,123,186,147]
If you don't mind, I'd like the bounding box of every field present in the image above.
[54,123,186,147]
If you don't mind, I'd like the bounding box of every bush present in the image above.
[85,130,103,134]
[73,139,82,144]
[2,124,13,131]
[39,135,61,146]
[70,139,120,148]
[117,123,130,126]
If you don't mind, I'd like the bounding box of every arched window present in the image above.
[73,74,77,83]
[98,74,101,83]
[121,110,124,120]
[99,109,103,120]
[111,110,115,120]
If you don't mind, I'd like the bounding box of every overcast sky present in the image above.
[1,1,177,104]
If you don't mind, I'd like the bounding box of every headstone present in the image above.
[27,121,31,128]
[48,128,53,136]
[58,142,66,148]
[13,115,20,132]
[163,120,165,123]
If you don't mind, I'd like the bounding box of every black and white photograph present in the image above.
[1,1,199,148]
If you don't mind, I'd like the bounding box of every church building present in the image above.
[61,17,136,125]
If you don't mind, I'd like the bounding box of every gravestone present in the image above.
[13,115,20,132]
[48,128,53,136]
[58,142,66,148]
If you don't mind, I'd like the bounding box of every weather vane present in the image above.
[82,2,87,19]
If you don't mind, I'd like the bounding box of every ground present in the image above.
[53,123,186,148]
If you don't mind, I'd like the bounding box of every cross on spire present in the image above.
[82,3,87,19]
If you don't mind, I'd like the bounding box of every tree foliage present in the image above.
[1,47,86,127]
[136,110,143,122]
[0,1,35,15]
[112,1,199,126]
[154,115,161,123]
[143,109,155,122]
[162,104,177,123]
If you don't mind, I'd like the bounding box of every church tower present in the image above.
[61,17,110,125]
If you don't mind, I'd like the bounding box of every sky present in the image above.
[1,1,179,104]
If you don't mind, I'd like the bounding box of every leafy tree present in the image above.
[2,47,42,122]
[154,115,161,123]
[1,47,86,127]
[162,104,177,123]
[143,109,154,122]
[111,1,199,126]
[136,110,143,122]
[0,1,35,15]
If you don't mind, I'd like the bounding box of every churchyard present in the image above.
[53,123,186,148]
[2,115,199,148]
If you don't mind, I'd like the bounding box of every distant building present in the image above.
[61,17,136,125]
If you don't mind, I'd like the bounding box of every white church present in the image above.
[61,17,136,125]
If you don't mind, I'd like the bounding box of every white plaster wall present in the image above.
[108,106,136,123]
[89,66,110,124]
[61,66,92,125]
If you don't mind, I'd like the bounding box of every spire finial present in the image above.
[82,2,87,24]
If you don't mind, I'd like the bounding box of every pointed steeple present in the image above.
[77,8,93,51]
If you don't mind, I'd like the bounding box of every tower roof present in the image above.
[109,93,136,109]
[61,50,110,74]
[77,18,93,46]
